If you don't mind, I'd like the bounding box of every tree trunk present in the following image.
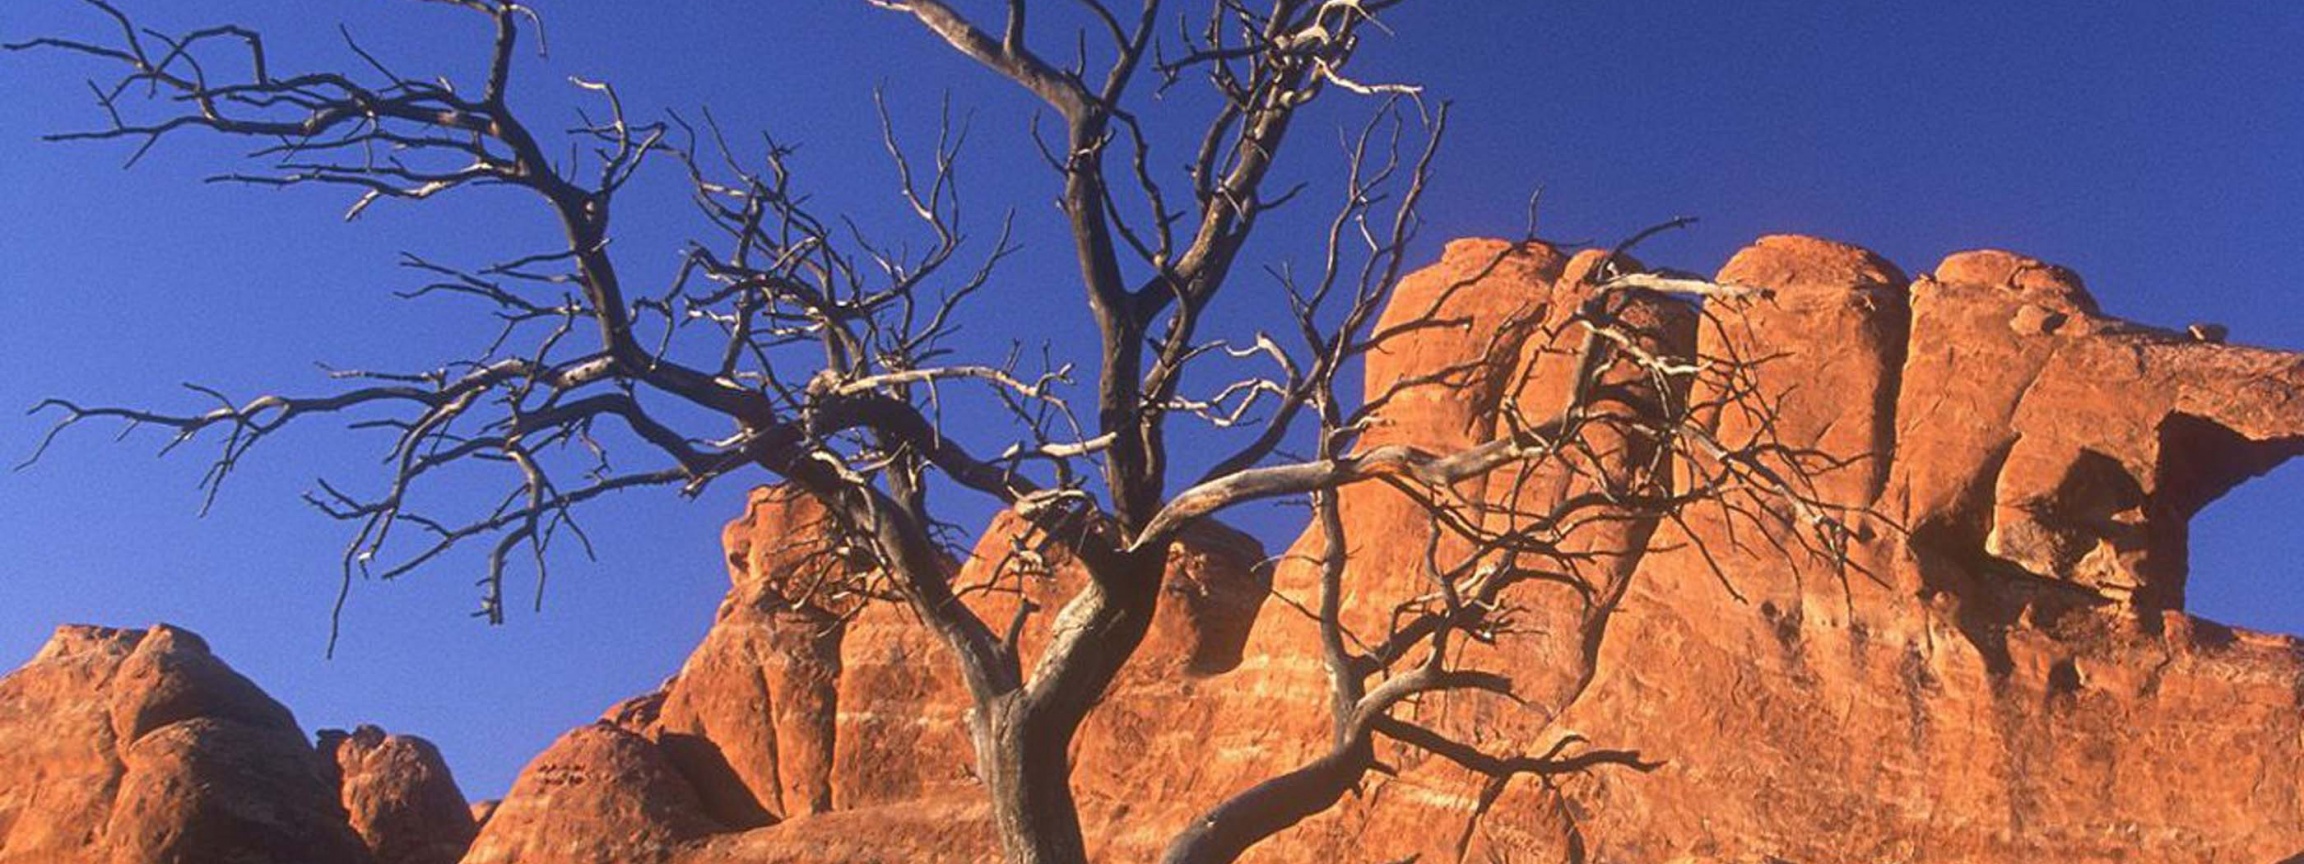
[968,548,1168,864]
[974,694,1092,864]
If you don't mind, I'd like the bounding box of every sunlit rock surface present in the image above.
[0,625,374,864]
[9,234,2304,863]
[324,723,479,864]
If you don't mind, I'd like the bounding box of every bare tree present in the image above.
[11,3,1854,863]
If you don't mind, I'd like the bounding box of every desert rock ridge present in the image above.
[6,234,2304,863]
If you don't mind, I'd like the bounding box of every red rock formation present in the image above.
[595,235,2302,863]
[460,480,1272,861]
[11,233,2304,864]
[1703,235,1910,507]
[324,724,479,864]
[461,724,721,864]
[648,485,851,826]
[0,624,374,864]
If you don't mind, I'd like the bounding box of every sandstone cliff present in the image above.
[7,234,2303,864]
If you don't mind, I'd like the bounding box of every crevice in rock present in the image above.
[2044,658,2083,701]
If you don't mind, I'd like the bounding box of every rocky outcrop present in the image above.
[1324,235,2304,863]
[558,234,2302,863]
[9,233,2304,864]
[0,624,375,864]
[645,484,852,827]
[324,724,479,864]
[1520,239,2304,863]
[454,487,874,862]
[1896,250,2304,611]
[460,724,720,864]
[463,481,1272,861]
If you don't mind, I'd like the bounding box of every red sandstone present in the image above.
[6,236,2303,863]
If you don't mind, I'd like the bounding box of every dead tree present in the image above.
[1148,185,1858,860]
[12,3,1854,863]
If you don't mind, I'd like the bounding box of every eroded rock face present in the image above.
[0,624,374,864]
[465,484,1273,861]
[1704,235,1910,508]
[1508,239,2304,863]
[646,485,851,827]
[461,724,719,864]
[11,233,2304,864]
[619,235,2304,863]
[324,724,478,864]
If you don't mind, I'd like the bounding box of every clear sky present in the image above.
[3,1,2301,800]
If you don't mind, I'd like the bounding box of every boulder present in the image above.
[323,724,477,864]
[106,717,367,864]
[459,724,719,864]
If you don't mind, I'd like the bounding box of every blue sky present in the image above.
[3,1,2300,799]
